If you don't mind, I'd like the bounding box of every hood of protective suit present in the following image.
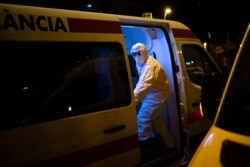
[130,43,148,66]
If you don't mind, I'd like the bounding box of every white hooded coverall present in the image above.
[131,43,174,148]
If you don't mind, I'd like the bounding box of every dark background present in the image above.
[2,0,250,42]
[145,0,250,42]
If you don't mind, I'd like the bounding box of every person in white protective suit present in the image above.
[130,43,174,149]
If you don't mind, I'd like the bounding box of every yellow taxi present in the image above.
[188,23,250,167]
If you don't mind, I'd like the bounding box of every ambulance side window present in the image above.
[182,44,218,85]
[1,42,131,131]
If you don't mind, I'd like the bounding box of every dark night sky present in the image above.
[2,0,250,41]
[141,0,250,41]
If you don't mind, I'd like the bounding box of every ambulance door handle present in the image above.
[103,124,126,134]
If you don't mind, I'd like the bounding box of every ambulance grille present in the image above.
[220,140,250,167]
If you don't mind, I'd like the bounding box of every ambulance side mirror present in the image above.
[200,72,225,120]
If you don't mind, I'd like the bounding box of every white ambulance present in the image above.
[0,3,222,167]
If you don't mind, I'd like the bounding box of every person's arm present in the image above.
[134,64,156,105]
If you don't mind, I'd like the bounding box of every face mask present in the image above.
[134,55,145,65]
[132,51,147,65]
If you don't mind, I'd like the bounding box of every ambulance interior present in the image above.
[121,25,184,162]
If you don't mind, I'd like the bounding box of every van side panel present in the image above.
[167,20,221,137]
[0,3,140,167]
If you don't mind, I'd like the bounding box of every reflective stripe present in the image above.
[31,134,139,166]
[68,18,121,33]
[172,28,197,39]
[188,110,204,124]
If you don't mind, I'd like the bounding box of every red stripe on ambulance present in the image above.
[172,28,197,38]
[187,110,204,124]
[67,18,122,33]
[32,134,139,166]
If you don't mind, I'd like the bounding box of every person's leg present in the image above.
[152,103,174,149]
[137,102,154,141]
[153,115,174,148]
